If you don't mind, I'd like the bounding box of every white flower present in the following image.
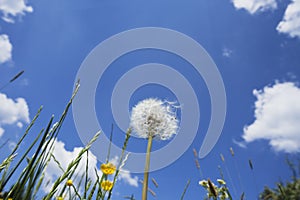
[199,180,208,187]
[130,98,179,140]
[217,179,226,185]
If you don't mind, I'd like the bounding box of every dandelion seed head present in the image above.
[130,98,179,140]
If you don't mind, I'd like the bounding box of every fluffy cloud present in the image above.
[0,127,4,137]
[118,170,139,187]
[0,92,29,137]
[231,0,300,39]
[276,0,300,38]
[0,34,12,64]
[43,139,138,193]
[110,156,139,187]
[231,0,277,14]
[0,0,33,23]
[243,82,300,153]
[43,139,100,193]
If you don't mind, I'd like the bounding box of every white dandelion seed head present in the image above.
[130,98,179,140]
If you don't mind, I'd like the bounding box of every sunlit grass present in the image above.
[0,82,299,200]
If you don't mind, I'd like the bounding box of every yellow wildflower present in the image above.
[66,179,73,186]
[56,197,64,200]
[100,163,116,175]
[101,180,113,191]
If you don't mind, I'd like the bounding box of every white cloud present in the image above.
[110,156,139,187]
[231,0,277,14]
[0,34,12,64]
[233,139,246,148]
[8,140,16,151]
[0,127,4,137]
[222,47,233,58]
[243,82,300,153]
[43,139,100,193]
[16,121,23,128]
[0,92,29,137]
[276,0,300,38]
[0,0,33,23]
[43,139,138,194]
[118,169,139,187]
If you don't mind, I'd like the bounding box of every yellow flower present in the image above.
[101,180,113,191]
[56,197,64,200]
[8,199,13,200]
[66,179,73,186]
[100,163,116,175]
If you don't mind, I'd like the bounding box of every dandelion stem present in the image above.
[142,135,153,200]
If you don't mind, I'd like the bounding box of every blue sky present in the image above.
[1,0,300,199]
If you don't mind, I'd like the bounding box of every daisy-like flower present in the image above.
[130,98,179,140]
[101,180,114,191]
[66,179,73,186]
[217,179,226,185]
[100,163,116,175]
[199,180,208,187]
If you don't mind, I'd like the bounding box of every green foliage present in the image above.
[259,158,300,200]
[0,82,130,200]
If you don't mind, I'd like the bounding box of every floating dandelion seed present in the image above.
[130,98,179,140]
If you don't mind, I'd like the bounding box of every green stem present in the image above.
[142,135,153,200]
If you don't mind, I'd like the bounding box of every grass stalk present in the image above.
[180,179,190,200]
[107,128,131,200]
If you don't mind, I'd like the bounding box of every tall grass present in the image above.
[0,82,131,200]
